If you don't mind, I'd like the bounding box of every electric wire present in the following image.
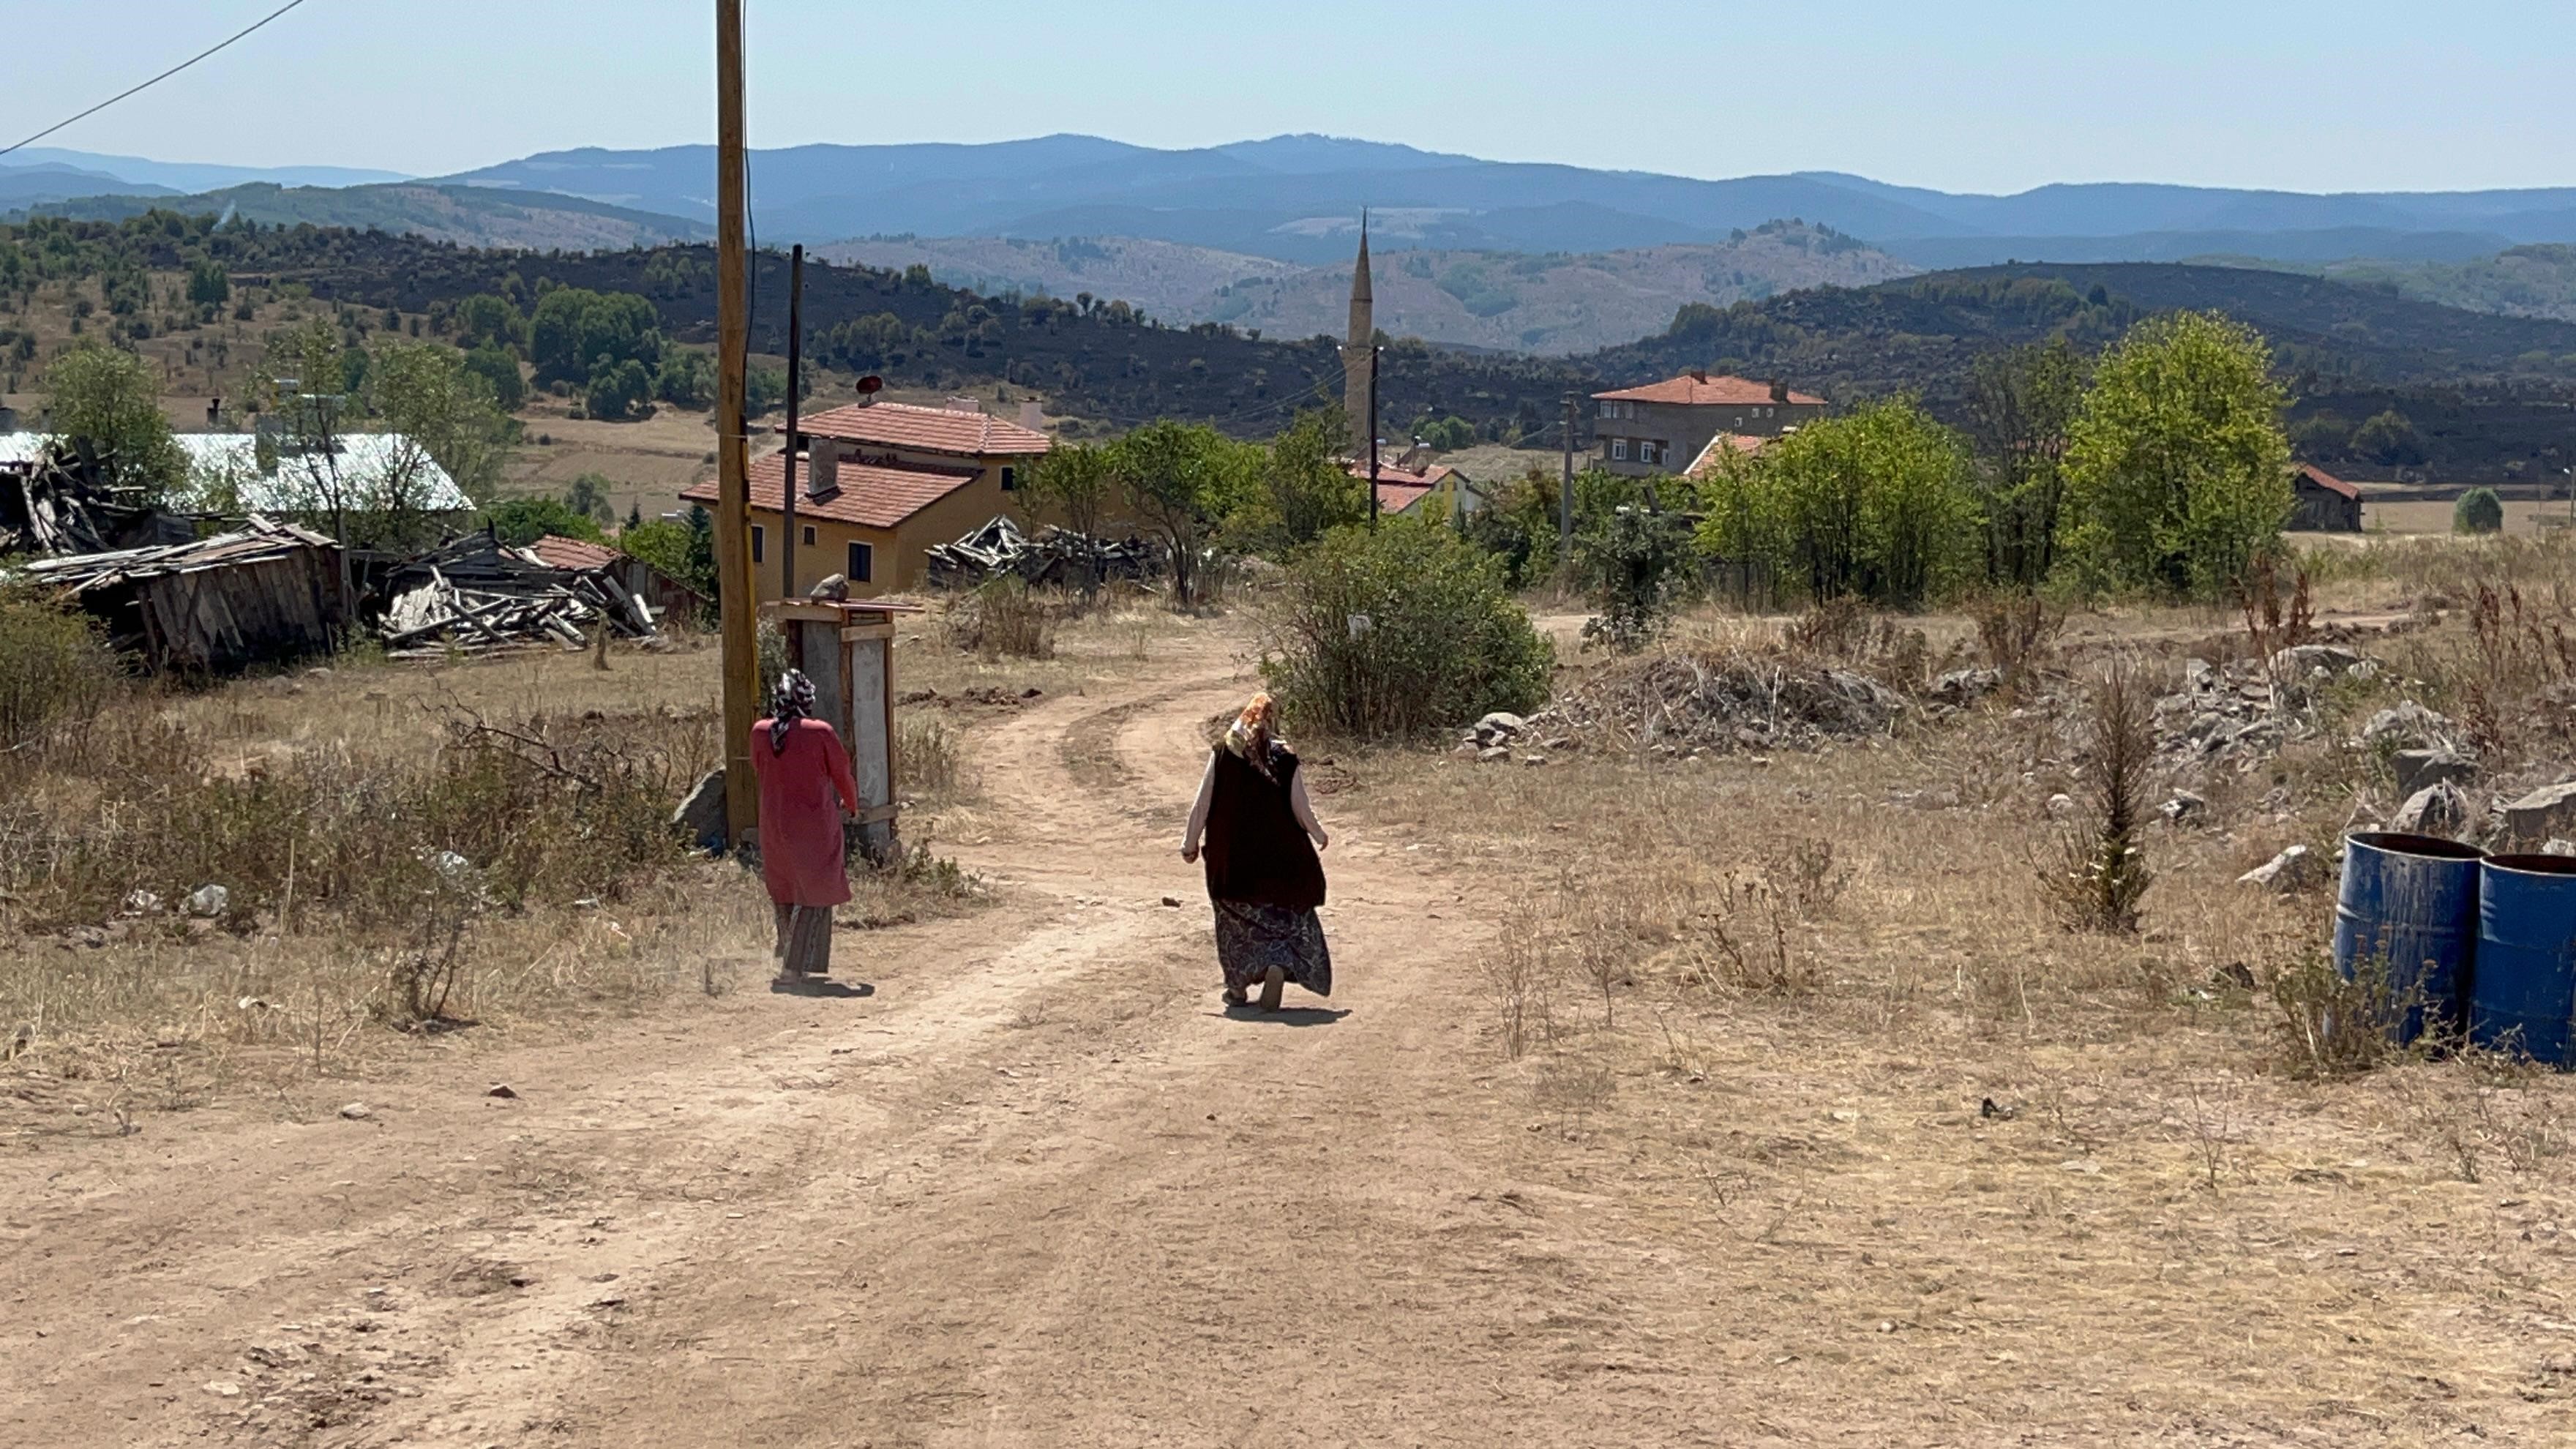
[1,0,317,160]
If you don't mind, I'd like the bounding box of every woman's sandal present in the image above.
[1222,986,1248,1008]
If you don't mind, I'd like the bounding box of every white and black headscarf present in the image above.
[768,669,817,754]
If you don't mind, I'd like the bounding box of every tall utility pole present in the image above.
[1559,391,1577,564]
[1366,343,1382,532]
[714,0,757,845]
[781,243,804,600]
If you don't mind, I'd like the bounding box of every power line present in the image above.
[1,0,316,160]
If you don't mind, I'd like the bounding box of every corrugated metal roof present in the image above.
[0,432,469,512]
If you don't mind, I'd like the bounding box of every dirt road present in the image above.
[4,650,1766,1448]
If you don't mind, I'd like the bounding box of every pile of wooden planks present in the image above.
[924,514,1163,591]
[1,441,192,557]
[15,518,345,673]
[376,532,660,658]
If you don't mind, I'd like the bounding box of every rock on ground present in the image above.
[2504,782,2576,845]
[673,768,728,853]
[2392,748,2476,799]
[2392,782,2472,839]
[2238,845,2322,893]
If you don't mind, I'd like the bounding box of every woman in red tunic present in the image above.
[750,670,858,980]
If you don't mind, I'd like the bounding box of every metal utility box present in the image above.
[760,599,920,864]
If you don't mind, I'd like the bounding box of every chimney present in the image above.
[206,397,222,428]
[1770,379,1790,403]
[946,395,984,415]
[808,442,840,499]
[1019,400,1044,431]
[1690,368,1707,383]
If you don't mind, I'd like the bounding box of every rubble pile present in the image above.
[924,515,1163,591]
[2152,645,2380,771]
[1521,650,1907,757]
[1,440,194,556]
[377,533,659,658]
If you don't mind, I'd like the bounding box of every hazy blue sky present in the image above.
[7,0,2570,192]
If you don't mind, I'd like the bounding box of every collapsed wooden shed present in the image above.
[18,519,347,673]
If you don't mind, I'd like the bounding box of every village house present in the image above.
[1345,444,1476,522]
[681,398,1051,597]
[1592,371,1825,477]
[1,430,470,515]
[2290,463,2362,531]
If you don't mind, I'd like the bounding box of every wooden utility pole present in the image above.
[781,243,804,600]
[714,0,757,843]
[1366,344,1381,532]
[1559,391,1577,564]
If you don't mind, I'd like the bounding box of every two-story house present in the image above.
[681,399,1050,597]
[1591,371,1825,477]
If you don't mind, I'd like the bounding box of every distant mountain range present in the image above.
[435,135,2576,266]
[13,135,2576,351]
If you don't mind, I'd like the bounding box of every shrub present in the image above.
[1577,506,1695,651]
[484,496,605,546]
[2455,487,2505,535]
[0,589,118,750]
[1261,517,1553,741]
[943,578,1054,659]
[2040,659,2156,934]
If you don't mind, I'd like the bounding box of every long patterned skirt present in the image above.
[773,902,834,977]
[1214,899,1333,997]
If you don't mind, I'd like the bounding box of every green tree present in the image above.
[619,518,714,614]
[1963,337,2087,588]
[1108,419,1257,605]
[184,258,230,308]
[745,364,791,418]
[366,339,516,546]
[2351,408,2427,467]
[2454,486,2505,534]
[461,344,526,411]
[42,341,187,503]
[563,472,618,524]
[1259,518,1554,741]
[484,497,604,547]
[454,293,527,353]
[653,348,714,408]
[1410,414,1477,452]
[1577,506,1696,651]
[1022,441,1120,590]
[1229,409,1366,558]
[584,359,654,422]
[2063,312,2294,599]
[1698,396,1976,607]
[529,288,662,388]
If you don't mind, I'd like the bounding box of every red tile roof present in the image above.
[1374,482,1437,514]
[790,400,1051,457]
[1594,373,1824,407]
[2295,463,2359,501]
[1683,433,1772,479]
[679,451,985,530]
[524,533,620,572]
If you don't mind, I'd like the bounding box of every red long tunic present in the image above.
[749,718,861,907]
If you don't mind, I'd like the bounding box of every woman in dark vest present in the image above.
[1180,692,1332,1011]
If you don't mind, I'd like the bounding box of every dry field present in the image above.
[2359,499,2574,538]
[5,545,2576,1445]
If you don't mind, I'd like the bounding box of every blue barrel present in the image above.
[2473,855,2576,1067]
[2335,831,2485,1044]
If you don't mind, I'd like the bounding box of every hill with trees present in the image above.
[10,184,708,252]
[5,212,2572,476]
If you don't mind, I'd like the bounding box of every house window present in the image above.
[1000,465,1018,492]
[751,525,764,564]
[847,541,873,584]
[802,525,817,547]
[1610,438,1629,461]
[1639,441,1660,465]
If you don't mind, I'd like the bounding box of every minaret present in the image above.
[1344,210,1374,454]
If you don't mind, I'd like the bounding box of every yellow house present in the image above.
[681,400,1051,597]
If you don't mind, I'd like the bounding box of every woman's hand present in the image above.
[1180,840,1201,864]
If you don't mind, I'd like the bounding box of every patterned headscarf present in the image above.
[1224,692,1279,779]
[768,669,817,754]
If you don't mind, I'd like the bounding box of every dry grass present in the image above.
[1333,560,2576,1436]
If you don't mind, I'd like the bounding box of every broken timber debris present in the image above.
[375,531,662,659]
[924,514,1164,591]
[14,517,346,673]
